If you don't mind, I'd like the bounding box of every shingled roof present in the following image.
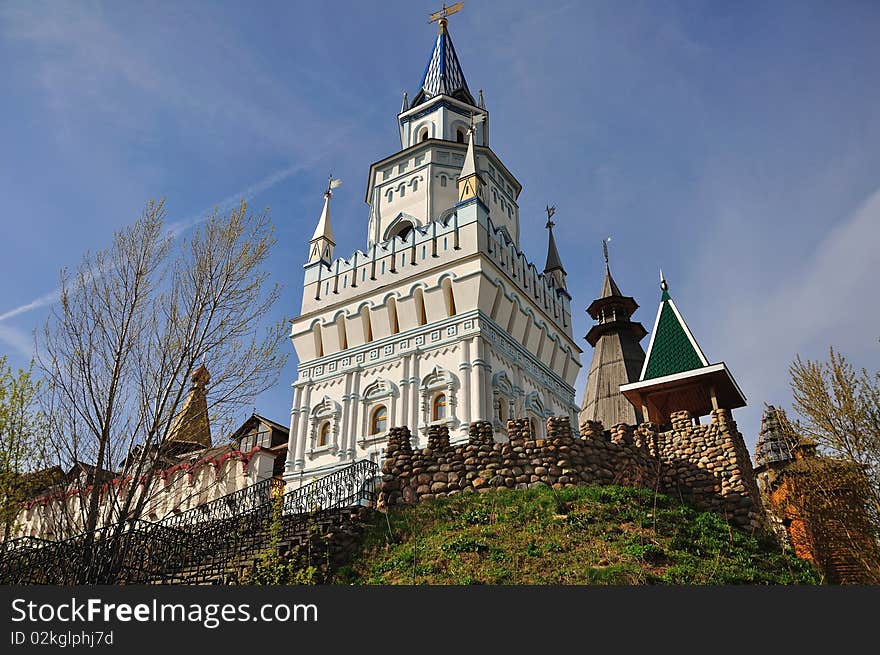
[619,272,746,422]
[641,279,708,380]
[410,20,475,108]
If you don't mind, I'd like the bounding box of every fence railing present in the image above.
[160,476,284,532]
[0,460,378,585]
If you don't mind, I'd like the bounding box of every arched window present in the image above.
[530,416,538,437]
[419,127,429,142]
[456,129,466,143]
[414,287,427,326]
[371,405,388,435]
[440,175,447,187]
[432,393,447,421]
[389,220,414,241]
[317,421,331,447]
[442,277,456,317]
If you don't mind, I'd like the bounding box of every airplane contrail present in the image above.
[0,107,363,335]
[0,289,62,323]
[0,160,310,324]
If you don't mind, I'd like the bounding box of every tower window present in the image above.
[456,129,466,143]
[414,288,427,326]
[371,405,388,435]
[419,128,429,142]
[317,421,331,447]
[496,398,506,423]
[440,175,447,187]
[432,393,447,421]
[390,220,414,241]
[388,296,400,334]
[442,278,456,317]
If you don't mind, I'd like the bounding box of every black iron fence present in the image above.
[0,460,378,585]
[160,476,284,532]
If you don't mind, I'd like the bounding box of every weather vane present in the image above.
[545,205,556,229]
[325,174,342,196]
[603,237,611,266]
[469,111,485,134]
[429,2,464,26]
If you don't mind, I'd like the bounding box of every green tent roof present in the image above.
[642,290,708,380]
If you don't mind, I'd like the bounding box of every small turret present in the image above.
[166,364,212,453]
[580,240,647,427]
[620,271,747,424]
[410,9,475,109]
[543,205,567,291]
[456,119,488,206]
[307,178,341,265]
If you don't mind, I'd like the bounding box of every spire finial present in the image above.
[659,268,668,293]
[401,90,409,112]
[325,174,342,197]
[545,205,556,230]
[192,363,210,388]
[468,111,485,135]
[603,237,611,268]
[543,206,566,279]
[429,2,464,31]
[478,88,485,109]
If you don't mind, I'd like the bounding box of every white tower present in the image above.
[285,14,582,482]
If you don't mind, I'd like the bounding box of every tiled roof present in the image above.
[642,293,705,380]
[544,224,565,274]
[600,267,623,298]
[754,406,795,467]
[411,25,474,108]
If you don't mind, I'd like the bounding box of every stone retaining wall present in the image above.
[378,409,763,531]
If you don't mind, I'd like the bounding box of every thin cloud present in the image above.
[0,324,34,359]
[712,185,880,445]
[0,161,312,325]
[164,161,312,237]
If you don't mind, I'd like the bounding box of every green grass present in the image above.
[335,485,818,585]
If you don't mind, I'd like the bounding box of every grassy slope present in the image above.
[337,485,818,585]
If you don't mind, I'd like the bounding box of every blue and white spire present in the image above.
[410,19,475,108]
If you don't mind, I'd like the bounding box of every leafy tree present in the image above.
[789,348,880,515]
[0,357,46,545]
[787,348,880,581]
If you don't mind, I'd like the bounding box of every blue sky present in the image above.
[1,0,879,450]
